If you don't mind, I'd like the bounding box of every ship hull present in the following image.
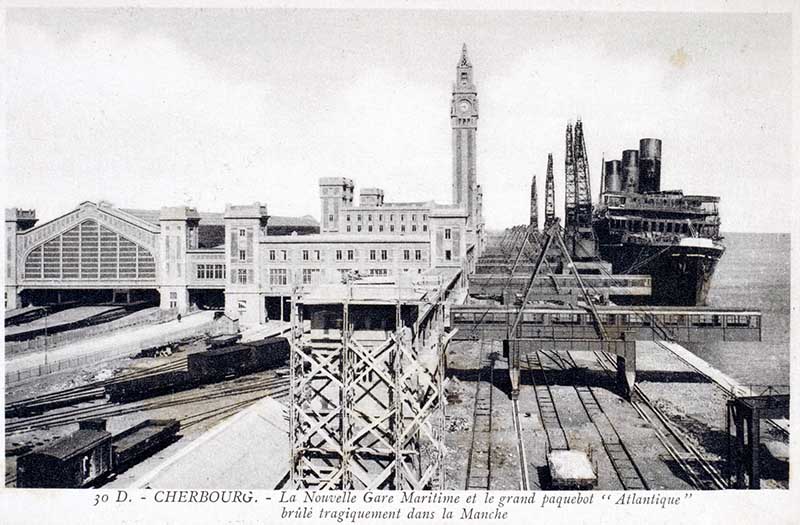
[599,242,723,306]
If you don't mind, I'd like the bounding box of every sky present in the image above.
[3,8,793,232]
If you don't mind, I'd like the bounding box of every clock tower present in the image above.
[452,44,479,226]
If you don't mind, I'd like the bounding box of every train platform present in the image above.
[5,311,217,382]
[114,396,289,489]
[5,306,127,340]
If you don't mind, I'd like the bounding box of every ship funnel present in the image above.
[604,160,623,192]
[621,149,639,193]
[638,138,662,193]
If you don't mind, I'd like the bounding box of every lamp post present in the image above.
[43,307,48,366]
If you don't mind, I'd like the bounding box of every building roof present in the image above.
[28,429,111,461]
[120,208,318,229]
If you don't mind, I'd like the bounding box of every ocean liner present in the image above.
[592,139,724,306]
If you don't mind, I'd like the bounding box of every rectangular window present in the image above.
[403,250,410,261]
[302,250,309,261]
[445,228,451,239]
[445,250,452,261]
[302,268,320,284]
[328,214,334,222]
[214,265,225,279]
[368,225,373,232]
[336,250,343,260]
[357,214,362,222]
[269,250,276,261]
[314,250,321,260]
[381,250,388,261]
[412,225,417,232]
[347,225,351,232]
[423,214,428,221]
[357,225,362,232]
[390,225,395,232]
[239,228,246,238]
[412,214,416,221]
[401,214,405,221]
[347,250,354,261]
[269,268,288,285]
[423,225,428,232]
[281,250,288,260]
[369,268,388,276]
[369,250,377,261]
[196,264,205,279]
[401,225,406,232]
[346,215,351,222]
[237,268,248,284]
[415,250,422,260]
[379,214,383,221]
[239,249,246,261]
[368,214,372,221]
[379,225,384,232]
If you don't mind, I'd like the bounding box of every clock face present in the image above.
[459,100,471,113]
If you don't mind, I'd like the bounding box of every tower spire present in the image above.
[459,43,471,67]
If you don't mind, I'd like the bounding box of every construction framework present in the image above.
[289,282,452,490]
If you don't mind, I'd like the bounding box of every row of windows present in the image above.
[345,224,427,233]
[611,218,720,238]
[267,267,416,286]
[268,248,426,262]
[196,264,225,280]
[346,213,428,223]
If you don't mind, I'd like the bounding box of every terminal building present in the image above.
[5,45,486,325]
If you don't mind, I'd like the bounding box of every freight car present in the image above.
[105,370,191,403]
[111,419,180,470]
[188,337,290,383]
[106,337,289,402]
[188,344,254,381]
[16,419,113,488]
[15,418,180,488]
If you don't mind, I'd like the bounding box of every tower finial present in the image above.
[459,43,471,67]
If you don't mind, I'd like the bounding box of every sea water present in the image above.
[687,232,791,388]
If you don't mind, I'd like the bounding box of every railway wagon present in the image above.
[111,419,180,469]
[16,419,112,488]
[188,344,254,381]
[248,337,290,370]
[188,337,290,382]
[106,370,191,402]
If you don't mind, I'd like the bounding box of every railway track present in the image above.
[523,352,569,451]
[6,358,190,417]
[526,350,649,490]
[464,339,495,490]
[6,372,289,435]
[590,351,728,489]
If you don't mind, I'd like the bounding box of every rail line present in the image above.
[6,372,289,435]
[464,339,495,490]
[526,351,649,490]
[523,352,569,451]
[510,396,530,490]
[6,357,190,416]
[589,351,728,489]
